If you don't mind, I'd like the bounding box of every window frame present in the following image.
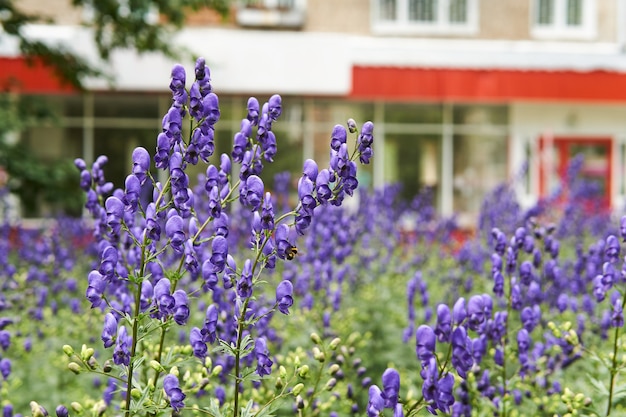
[530,0,597,40]
[371,0,479,36]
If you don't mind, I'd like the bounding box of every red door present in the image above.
[539,136,612,210]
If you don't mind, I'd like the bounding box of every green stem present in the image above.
[233,297,252,417]
[606,289,626,416]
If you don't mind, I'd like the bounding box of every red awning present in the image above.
[351,66,626,102]
[0,57,75,94]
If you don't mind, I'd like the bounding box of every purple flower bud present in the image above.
[113,326,131,366]
[0,358,10,379]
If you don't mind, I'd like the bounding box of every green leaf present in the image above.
[240,399,256,417]
[587,376,609,397]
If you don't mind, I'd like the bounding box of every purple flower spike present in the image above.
[163,374,186,412]
[382,368,400,409]
[154,278,175,317]
[190,327,207,359]
[132,147,150,185]
[203,93,220,125]
[275,280,294,315]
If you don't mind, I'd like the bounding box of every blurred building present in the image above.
[2,0,626,224]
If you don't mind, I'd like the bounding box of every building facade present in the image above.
[3,0,626,225]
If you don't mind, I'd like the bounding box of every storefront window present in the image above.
[384,134,441,204]
[453,134,507,224]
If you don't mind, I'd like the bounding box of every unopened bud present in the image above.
[103,360,112,373]
[68,362,81,374]
[87,356,97,370]
[149,360,162,372]
[292,383,304,396]
[328,364,340,375]
[296,395,305,409]
[310,333,322,345]
[82,347,95,361]
[325,378,337,390]
[312,347,325,362]
[55,405,69,417]
[279,365,287,379]
[298,365,310,378]
[170,366,180,377]
[212,365,223,376]
[131,388,142,399]
[62,345,74,357]
[70,402,83,413]
[329,338,341,350]
[275,377,284,389]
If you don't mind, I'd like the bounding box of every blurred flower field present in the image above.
[0,59,624,417]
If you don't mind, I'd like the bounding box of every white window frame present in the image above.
[371,0,479,36]
[531,0,596,40]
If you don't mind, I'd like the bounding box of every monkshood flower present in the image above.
[190,327,207,359]
[244,175,264,211]
[357,121,374,164]
[101,313,117,348]
[86,270,106,308]
[201,304,218,344]
[113,326,131,366]
[210,235,228,273]
[606,235,620,263]
[467,294,491,331]
[172,290,190,325]
[415,324,436,362]
[0,358,10,380]
[254,337,273,376]
[104,196,124,237]
[367,385,385,417]
[165,214,185,254]
[452,298,467,325]
[382,368,400,409]
[275,223,294,260]
[434,304,452,342]
[611,298,623,328]
[451,326,473,379]
[237,259,253,299]
[0,330,10,351]
[131,147,150,185]
[275,280,294,315]
[163,374,186,412]
[154,278,175,318]
[330,125,347,152]
[491,228,507,255]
